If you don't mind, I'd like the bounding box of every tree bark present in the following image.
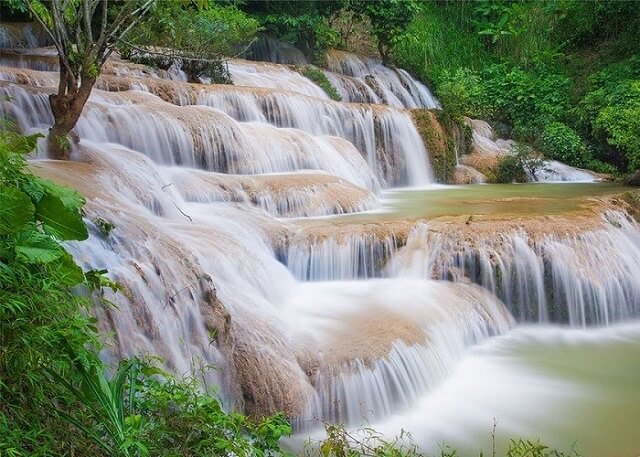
[46,74,96,160]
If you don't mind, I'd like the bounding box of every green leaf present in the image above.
[35,182,88,241]
[4,132,43,155]
[39,178,85,210]
[0,187,34,234]
[48,252,85,286]
[14,229,65,264]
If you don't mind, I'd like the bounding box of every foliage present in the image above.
[0,128,100,455]
[480,63,570,142]
[244,1,341,64]
[391,0,640,173]
[494,144,545,184]
[540,122,590,168]
[345,0,419,63]
[51,354,292,457]
[579,56,640,170]
[134,367,292,457]
[412,109,457,183]
[308,422,580,457]
[431,68,490,120]
[506,438,579,457]
[18,0,155,158]
[295,65,342,101]
[128,1,260,83]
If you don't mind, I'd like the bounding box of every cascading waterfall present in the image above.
[324,49,441,109]
[391,212,640,326]
[2,27,640,455]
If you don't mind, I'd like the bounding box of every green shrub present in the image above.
[578,56,640,171]
[586,158,618,175]
[0,129,101,455]
[435,67,492,120]
[494,144,545,183]
[540,122,590,167]
[128,2,260,83]
[296,65,342,101]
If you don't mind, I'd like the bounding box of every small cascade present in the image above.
[324,49,440,109]
[392,212,640,326]
[462,118,600,183]
[532,160,600,183]
[0,48,59,71]
[284,280,513,427]
[227,59,329,98]
[166,167,378,218]
[0,22,50,48]
[284,232,398,281]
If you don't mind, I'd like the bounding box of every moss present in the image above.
[294,65,342,101]
[618,190,640,222]
[411,109,457,183]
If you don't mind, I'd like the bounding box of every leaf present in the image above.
[14,230,65,264]
[35,183,88,241]
[4,132,43,155]
[0,187,34,234]
[39,178,85,210]
[48,252,85,286]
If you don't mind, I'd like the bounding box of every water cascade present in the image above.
[2,26,640,456]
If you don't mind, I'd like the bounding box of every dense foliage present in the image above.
[0,130,291,456]
[125,1,260,83]
[392,0,640,174]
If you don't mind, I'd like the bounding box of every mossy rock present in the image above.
[411,109,457,183]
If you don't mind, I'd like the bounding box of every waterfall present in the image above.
[325,49,441,109]
[2,27,640,454]
[392,212,640,326]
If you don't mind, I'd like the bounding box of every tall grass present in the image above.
[393,3,488,84]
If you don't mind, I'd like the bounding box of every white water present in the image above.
[2,30,640,455]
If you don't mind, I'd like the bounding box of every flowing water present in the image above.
[2,25,640,456]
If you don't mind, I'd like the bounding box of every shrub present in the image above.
[495,144,545,183]
[296,65,342,101]
[540,122,590,167]
[0,129,101,455]
[435,67,492,120]
[579,56,640,171]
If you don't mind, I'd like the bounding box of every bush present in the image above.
[481,63,571,142]
[309,422,580,457]
[578,56,640,171]
[435,67,492,120]
[540,122,590,167]
[495,144,545,183]
[0,129,101,455]
[295,65,342,101]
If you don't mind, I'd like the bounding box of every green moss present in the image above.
[412,109,457,183]
[294,65,342,101]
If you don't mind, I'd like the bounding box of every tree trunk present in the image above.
[47,76,96,160]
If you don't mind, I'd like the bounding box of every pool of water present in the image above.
[296,322,640,457]
[294,183,630,225]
